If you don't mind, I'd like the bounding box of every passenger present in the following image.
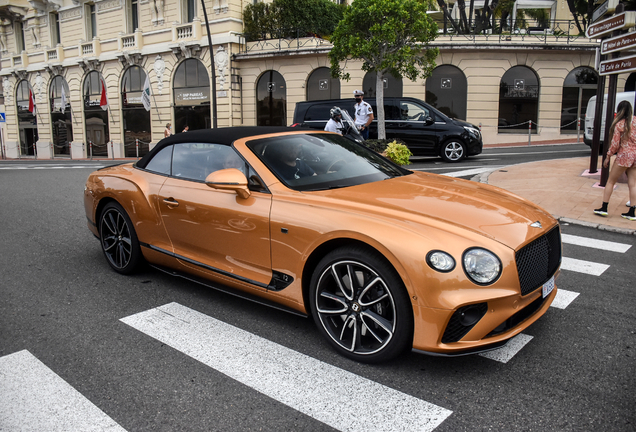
[268,141,315,181]
[223,152,244,170]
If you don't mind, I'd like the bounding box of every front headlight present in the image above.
[464,126,480,139]
[463,248,501,285]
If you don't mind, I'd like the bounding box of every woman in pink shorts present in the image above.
[594,100,636,220]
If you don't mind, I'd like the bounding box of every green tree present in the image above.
[329,0,439,140]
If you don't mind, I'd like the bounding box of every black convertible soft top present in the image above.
[136,126,312,169]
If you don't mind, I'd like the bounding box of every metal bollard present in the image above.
[478,122,482,132]
[577,117,581,143]
[111,140,114,160]
[90,141,93,160]
[136,139,139,159]
[34,142,37,160]
[528,120,532,146]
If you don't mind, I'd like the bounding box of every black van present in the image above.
[292,97,483,162]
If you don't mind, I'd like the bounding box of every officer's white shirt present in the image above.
[324,118,343,134]
[354,101,373,126]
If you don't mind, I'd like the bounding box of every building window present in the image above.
[86,3,97,39]
[15,80,38,156]
[83,71,110,157]
[306,67,340,101]
[49,76,73,156]
[256,70,286,126]
[173,59,211,132]
[362,71,402,98]
[560,67,598,134]
[121,66,151,157]
[50,12,61,46]
[498,66,539,133]
[184,0,197,22]
[426,65,467,120]
[15,21,25,52]
[127,0,139,33]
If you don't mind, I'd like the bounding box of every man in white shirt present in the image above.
[324,107,344,135]
[353,90,373,140]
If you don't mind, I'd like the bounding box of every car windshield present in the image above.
[247,133,410,191]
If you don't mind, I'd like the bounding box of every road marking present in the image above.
[0,165,105,170]
[0,350,127,432]
[561,257,609,276]
[484,149,588,156]
[551,289,580,309]
[441,166,504,178]
[562,233,631,253]
[121,303,453,432]
[478,334,533,363]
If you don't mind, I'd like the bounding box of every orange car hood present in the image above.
[312,171,555,249]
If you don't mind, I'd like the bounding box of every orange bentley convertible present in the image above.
[84,127,561,363]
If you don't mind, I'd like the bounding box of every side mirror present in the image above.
[205,168,251,199]
[424,116,435,126]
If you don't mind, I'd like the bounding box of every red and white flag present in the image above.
[99,77,108,111]
[28,89,36,114]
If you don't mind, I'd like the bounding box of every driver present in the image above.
[324,107,344,135]
[268,140,315,181]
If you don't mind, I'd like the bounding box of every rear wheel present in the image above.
[309,246,413,363]
[99,202,142,275]
[440,139,466,162]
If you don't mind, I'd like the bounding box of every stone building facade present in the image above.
[0,0,629,159]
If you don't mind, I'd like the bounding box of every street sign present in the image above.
[592,0,618,23]
[586,11,636,39]
[0,113,5,122]
[598,54,636,75]
[601,31,636,54]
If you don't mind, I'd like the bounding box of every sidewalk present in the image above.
[480,156,636,235]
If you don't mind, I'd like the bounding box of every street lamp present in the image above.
[200,0,218,128]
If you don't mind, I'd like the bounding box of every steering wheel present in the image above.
[326,159,346,172]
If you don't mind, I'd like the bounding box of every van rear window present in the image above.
[304,104,334,121]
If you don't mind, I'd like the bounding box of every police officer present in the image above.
[324,107,344,135]
[353,90,373,140]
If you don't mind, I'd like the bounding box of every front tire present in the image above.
[99,202,142,275]
[309,246,413,363]
[440,139,466,162]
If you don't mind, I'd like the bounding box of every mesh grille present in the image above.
[442,302,488,343]
[515,226,562,296]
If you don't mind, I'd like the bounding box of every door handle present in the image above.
[163,197,179,208]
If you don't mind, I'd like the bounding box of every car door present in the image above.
[158,143,273,288]
[388,99,438,154]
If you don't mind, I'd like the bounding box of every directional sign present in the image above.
[601,31,636,54]
[592,0,618,23]
[598,54,636,75]
[586,11,636,39]
[0,113,5,123]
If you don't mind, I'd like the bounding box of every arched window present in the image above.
[173,58,210,132]
[498,66,539,132]
[426,65,467,120]
[625,73,636,92]
[560,67,598,133]
[362,71,402,98]
[49,76,73,156]
[306,67,340,100]
[15,80,38,156]
[122,66,151,157]
[257,70,287,126]
[83,70,110,157]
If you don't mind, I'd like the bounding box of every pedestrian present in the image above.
[182,125,189,133]
[353,90,373,140]
[593,100,636,220]
[324,107,344,135]
[164,123,172,138]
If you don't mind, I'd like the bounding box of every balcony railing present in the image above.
[118,30,143,51]
[172,18,202,42]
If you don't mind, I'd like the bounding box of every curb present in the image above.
[471,167,636,237]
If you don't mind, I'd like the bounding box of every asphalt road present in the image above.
[0,152,634,431]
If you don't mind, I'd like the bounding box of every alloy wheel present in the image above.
[100,207,134,271]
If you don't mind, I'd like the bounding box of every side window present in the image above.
[399,101,428,121]
[145,145,173,174]
[384,101,400,120]
[304,104,332,121]
[172,143,246,181]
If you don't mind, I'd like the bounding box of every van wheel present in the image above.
[440,139,466,162]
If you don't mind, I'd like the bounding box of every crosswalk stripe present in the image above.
[561,257,609,276]
[0,350,127,432]
[551,289,580,309]
[121,302,453,432]
[562,234,631,253]
[441,166,504,178]
[0,165,106,170]
[478,334,533,363]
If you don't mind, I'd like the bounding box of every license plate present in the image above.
[542,276,555,298]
